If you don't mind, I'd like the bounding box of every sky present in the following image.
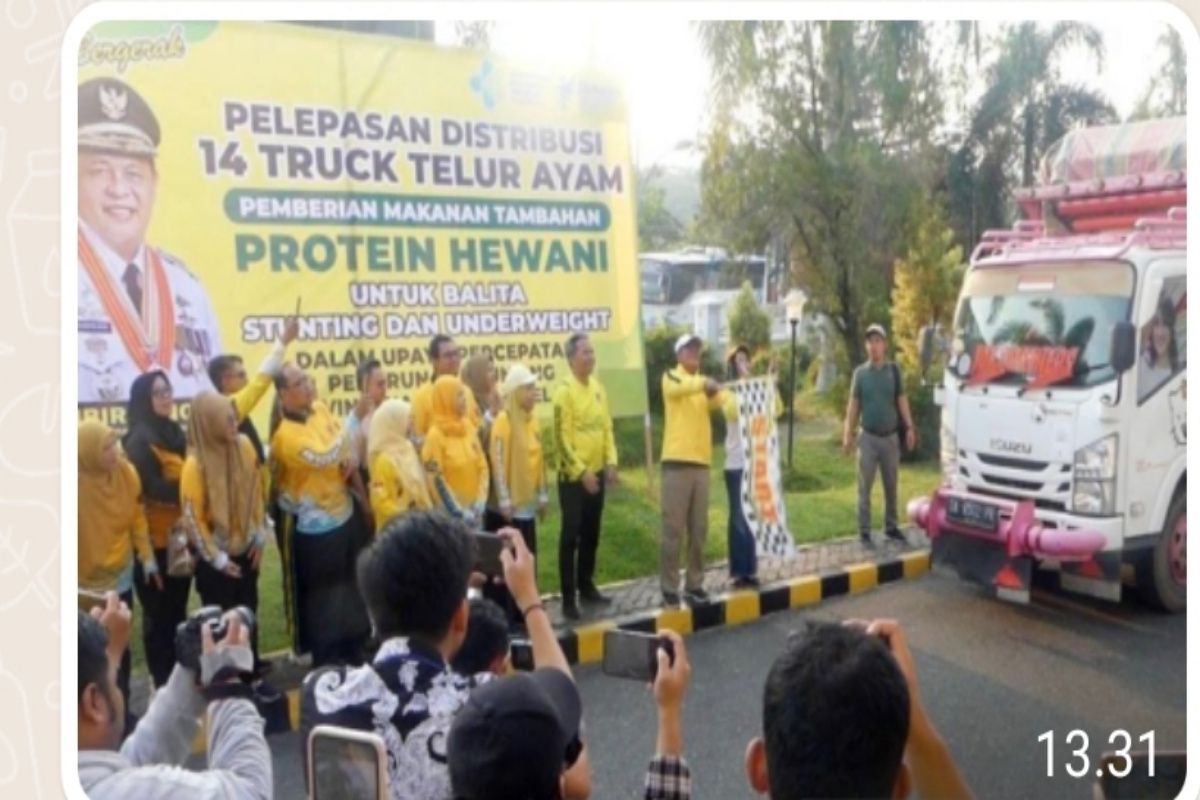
[436,17,1181,170]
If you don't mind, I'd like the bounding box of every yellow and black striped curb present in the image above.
[189,549,931,752]
[554,549,930,665]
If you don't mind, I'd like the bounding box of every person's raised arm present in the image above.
[500,528,570,675]
[867,619,972,800]
[197,616,273,799]
[232,317,298,423]
[645,630,693,800]
[662,370,708,400]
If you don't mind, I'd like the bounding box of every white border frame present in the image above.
[60,3,1197,799]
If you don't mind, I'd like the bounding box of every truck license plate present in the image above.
[946,496,1000,533]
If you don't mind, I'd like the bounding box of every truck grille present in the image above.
[976,453,1050,471]
[960,449,1073,509]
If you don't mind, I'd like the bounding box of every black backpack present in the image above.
[889,362,909,446]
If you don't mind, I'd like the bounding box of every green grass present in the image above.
[130,411,941,672]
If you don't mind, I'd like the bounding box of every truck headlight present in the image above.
[1073,435,1117,515]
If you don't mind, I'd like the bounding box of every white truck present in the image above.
[909,118,1187,612]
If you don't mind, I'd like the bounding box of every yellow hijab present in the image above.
[78,419,140,541]
[188,391,258,537]
[368,399,432,508]
[501,384,539,508]
[432,375,469,438]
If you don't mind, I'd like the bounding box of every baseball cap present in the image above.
[448,669,583,800]
[674,333,703,354]
[865,324,888,340]
[500,363,537,398]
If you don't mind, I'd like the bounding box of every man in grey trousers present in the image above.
[842,324,916,548]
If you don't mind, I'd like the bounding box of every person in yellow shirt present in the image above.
[78,419,153,710]
[180,391,268,660]
[486,364,548,627]
[270,362,371,667]
[367,398,433,531]
[411,334,463,448]
[122,370,187,690]
[207,315,300,467]
[660,334,725,607]
[722,346,784,589]
[552,333,618,621]
[421,375,489,527]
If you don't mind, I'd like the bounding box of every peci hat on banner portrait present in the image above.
[78,76,160,158]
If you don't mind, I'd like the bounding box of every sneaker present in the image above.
[684,588,711,606]
[662,591,681,607]
[732,576,760,590]
[860,534,876,550]
[885,527,907,543]
[579,587,612,605]
[562,603,581,622]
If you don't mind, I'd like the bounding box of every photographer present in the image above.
[743,619,971,800]
[301,510,590,800]
[77,594,271,799]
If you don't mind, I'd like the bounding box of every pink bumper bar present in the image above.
[908,489,1107,562]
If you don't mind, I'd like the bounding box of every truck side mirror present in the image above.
[1110,321,1136,374]
[918,325,936,373]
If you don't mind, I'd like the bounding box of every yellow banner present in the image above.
[76,21,647,430]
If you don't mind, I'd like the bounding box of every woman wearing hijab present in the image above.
[78,419,153,707]
[421,375,489,527]
[367,399,433,531]
[123,370,191,689]
[485,365,548,627]
[460,353,501,437]
[180,391,267,658]
[486,364,548,545]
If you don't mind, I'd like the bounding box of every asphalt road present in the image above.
[259,571,1186,799]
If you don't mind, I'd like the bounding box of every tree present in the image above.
[892,201,965,375]
[695,21,944,370]
[945,22,1117,254]
[967,23,1115,184]
[636,175,684,251]
[1131,26,1186,120]
[891,200,965,458]
[727,282,772,354]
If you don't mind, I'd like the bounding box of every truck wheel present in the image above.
[1137,493,1186,613]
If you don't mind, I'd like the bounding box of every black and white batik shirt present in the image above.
[302,636,494,800]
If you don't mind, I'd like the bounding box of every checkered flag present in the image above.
[730,377,796,558]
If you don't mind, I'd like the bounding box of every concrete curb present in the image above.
[187,548,932,754]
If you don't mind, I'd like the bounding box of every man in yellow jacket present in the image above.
[553,333,618,621]
[660,334,724,607]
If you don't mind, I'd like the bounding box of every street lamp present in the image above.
[784,290,808,469]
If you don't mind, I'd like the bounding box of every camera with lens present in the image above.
[174,605,256,673]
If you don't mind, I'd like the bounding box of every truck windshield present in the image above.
[952,261,1134,388]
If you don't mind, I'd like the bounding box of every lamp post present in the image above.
[784,291,808,470]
